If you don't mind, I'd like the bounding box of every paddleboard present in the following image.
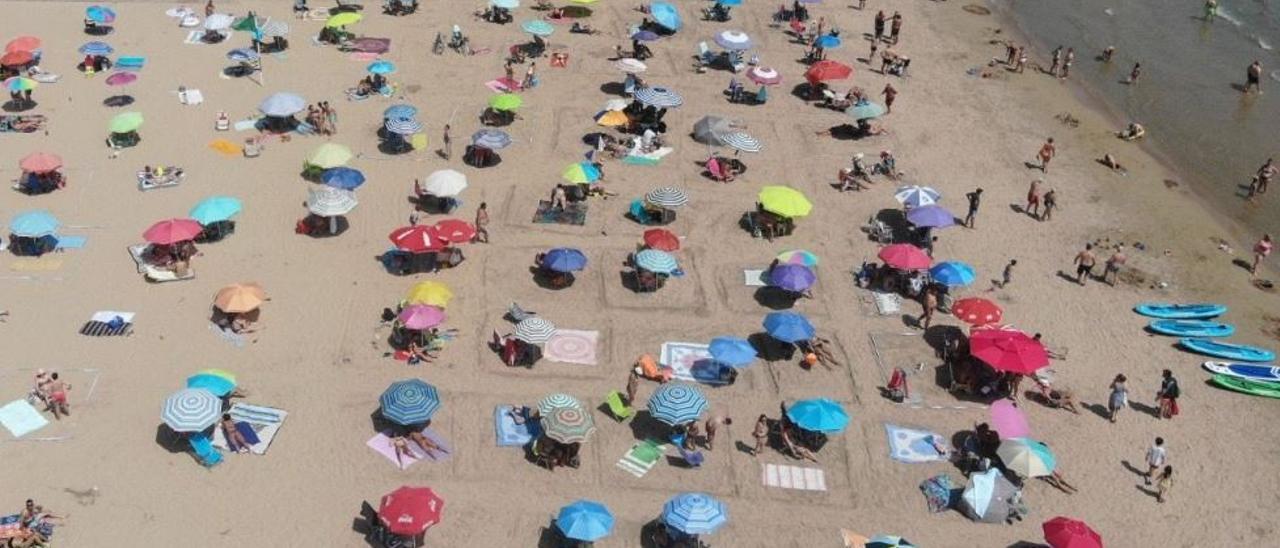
[1134,303,1227,319]
[1211,374,1280,399]
[1202,362,1280,383]
[1179,338,1276,362]
[1149,319,1235,337]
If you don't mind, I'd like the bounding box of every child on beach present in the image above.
[1036,138,1056,172]
[1145,437,1167,484]
[1108,374,1129,422]
[1155,465,1173,502]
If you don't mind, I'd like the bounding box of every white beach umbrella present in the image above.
[422,169,468,197]
[307,187,358,216]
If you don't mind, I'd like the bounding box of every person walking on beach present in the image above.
[1060,48,1075,79]
[889,12,903,44]
[1155,465,1173,502]
[1250,158,1275,198]
[1036,138,1056,172]
[1144,437,1167,485]
[750,414,769,456]
[704,415,731,450]
[1101,46,1115,62]
[441,124,452,160]
[1073,243,1097,285]
[998,259,1016,288]
[964,188,983,227]
[205,0,215,17]
[881,83,898,113]
[1157,369,1180,419]
[1245,60,1263,94]
[873,10,886,42]
[917,287,937,330]
[1128,62,1141,84]
[1251,234,1272,276]
[1041,188,1057,221]
[868,39,879,65]
[473,202,490,243]
[1025,179,1042,218]
[1104,245,1127,285]
[1015,47,1028,73]
[1049,46,1062,76]
[1204,0,1218,22]
[1107,373,1129,422]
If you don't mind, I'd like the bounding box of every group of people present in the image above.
[303,102,338,135]
[4,500,62,547]
[837,150,898,191]
[28,369,71,420]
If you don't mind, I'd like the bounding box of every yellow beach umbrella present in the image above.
[307,143,354,168]
[410,133,429,150]
[213,282,267,313]
[758,186,813,218]
[595,110,628,127]
[405,281,454,308]
[325,12,363,28]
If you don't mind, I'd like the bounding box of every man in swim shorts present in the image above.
[1074,243,1097,285]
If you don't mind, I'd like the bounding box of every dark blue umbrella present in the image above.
[541,248,588,272]
[379,379,441,425]
[708,337,756,367]
[906,205,957,228]
[631,30,660,42]
[763,312,814,343]
[768,264,816,292]
[321,167,366,190]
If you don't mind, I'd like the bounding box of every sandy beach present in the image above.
[2,1,1280,546]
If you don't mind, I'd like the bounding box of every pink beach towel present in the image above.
[544,329,599,365]
[367,428,452,470]
[990,400,1030,440]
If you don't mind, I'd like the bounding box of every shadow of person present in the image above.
[1129,400,1161,418]
[1082,402,1111,420]
[1120,458,1148,478]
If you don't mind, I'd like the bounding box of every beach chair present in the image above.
[628,199,654,225]
[604,390,633,421]
[137,169,185,191]
[695,41,714,68]
[189,433,224,467]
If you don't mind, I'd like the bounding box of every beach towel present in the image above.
[179,89,204,105]
[209,139,242,157]
[744,269,769,286]
[8,258,63,271]
[184,31,206,44]
[233,119,259,132]
[485,78,522,93]
[919,474,957,513]
[495,405,540,447]
[0,515,19,540]
[190,432,223,467]
[659,342,731,385]
[349,52,380,62]
[367,429,452,470]
[532,200,587,225]
[0,400,48,438]
[622,147,674,167]
[762,463,827,491]
[873,291,902,315]
[211,403,287,455]
[885,424,950,463]
[616,439,665,478]
[80,311,135,336]
[544,329,599,365]
[117,56,146,70]
[55,235,87,249]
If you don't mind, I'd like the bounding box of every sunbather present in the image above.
[221,414,251,453]
[409,430,447,458]
[390,435,414,468]
[781,425,818,462]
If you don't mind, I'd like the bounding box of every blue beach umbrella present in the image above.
[650,2,682,31]
[762,311,814,343]
[631,30,660,42]
[86,6,117,24]
[492,0,520,7]
[367,60,396,75]
[542,247,588,272]
[472,128,513,150]
[226,48,260,62]
[9,210,60,237]
[556,500,614,542]
[708,337,756,367]
[930,261,976,287]
[767,264,816,292]
[717,0,743,6]
[321,167,366,190]
[634,249,678,274]
[385,118,424,135]
[661,493,727,535]
[646,383,708,425]
[815,34,842,49]
[185,370,237,397]
[522,20,555,37]
[379,379,441,425]
[906,204,957,228]
[846,100,888,120]
[78,41,114,56]
[384,104,418,120]
[787,398,850,434]
[894,185,941,208]
[189,196,243,225]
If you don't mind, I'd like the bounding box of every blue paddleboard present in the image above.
[1148,319,1235,338]
[1179,338,1275,362]
[1134,303,1227,319]
[1202,362,1280,383]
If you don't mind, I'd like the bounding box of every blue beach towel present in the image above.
[495,405,539,447]
[55,235,87,249]
[0,400,49,438]
[116,56,146,70]
[885,424,949,463]
[227,422,261,452]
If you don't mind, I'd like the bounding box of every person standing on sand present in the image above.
[1251,234,1272,276]
[1157,369,1180,419]
[1251,158,1275,198]
[1073,243,1097,285]
[964,188,983,227]
[1108,373,1129,422]
[889,12,903,44]
[1101,46,1115,62]
[881,83,898,113]
[441,124,452,161]
[1015,47,1028,73]
[1204,0,1218,22]
[1104,245,1127,285]
[873,10,886,42]
[998,259,1016,288]
[1049,46,1062,76]
[1036,138,1056,172]
[1025,179,1042,218]
[1144,437,1167,485]
[1041,188,1057,221]
[624,369,639,404]
[751,414,769,456]
[704,415,731,450]
[1245,60,1263,94]
[1155,465,1173,502]
[205,0,215,17]
[473,202,489,243]
[917,287,937,330]
[1060,48,1074,79]
[1128,62,1141,84]
[868,40,879,65]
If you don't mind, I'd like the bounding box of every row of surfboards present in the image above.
[1135,303,1280,399]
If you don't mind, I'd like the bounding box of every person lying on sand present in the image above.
[221,414,251,453]
[1100,153,1127,174]
[1118,122,1146,141]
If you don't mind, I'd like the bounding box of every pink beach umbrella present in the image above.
[143,218,203,245]
[398,304,445,330]
[990,399,1031,440]
[105,71,136,86]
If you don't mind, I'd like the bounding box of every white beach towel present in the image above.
[212,403,287,455]
[0,400,49,439]
[178,89,204,105]
[744,269,769,286]
[762,463,827,491]
[873,291,902,315]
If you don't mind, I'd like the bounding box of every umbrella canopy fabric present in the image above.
[431,219,477,243]
[952,297,1003,325]
[929,261,976,286]
[204,13,236,31]
[747,66,782,85]
[108,111,144,133]
[379,486,444,536]
[692,115,735,144]
[492,0,521,7]
[846,101,888,120]
[19,152,61,174]
[814,34,842,49]
[650,2,683,31]
[541,248,588,272]
[86,5,117,23]
[777,250,819,267]
[4,77,37,92]
[186,369,237,397]
[787,398,849,434]
[661,493,727,535]
[9,210,59,237]
[763,311,815,343]
[758,186,812,218]
[389,226,444,254]
[143,218,203,245]
[805,60,852,83]
[906,205,956,228]
[877,243,931,270]
[78,41,114,56]
[865,535,918,548]
[647,383,708,425]
[997,437,1057,478]
[405,281,453,307]
[213,282,266,314]
[562,161,602,184]
[630,30,660,42]
[521,19,555,37]
[714,30,752,50]
[471,129,512,150]
[1043,517,1103,548]
[708,337,756,367]
[161,388,221,432]
[260,19,290,37]
[633,86,683,107]
[595,110,628,127]
[385,118,423,135]
[104,71,136,87]
[325,12,363,28]
[642,228,680,251]
[515,317,557,344]
[258,92,306,117]
[537,393,585,415]
[384,104,418,120]
[556,500,614,542]
[768,264,816,292]
[321,167,366,190]
[644,187,688,208]
[634,249,678,274]
[894,185,941,208]
[542,406,597,444]
[398,304,445,330]
[990,399,1031,440]
[959,468,1020,523]
[614,58,647,73]
[5,36,41,54]
[367,60,396,75]
[307,187,358,216]
[307,143,354,168]
[422,170,468,197]
[227,48,260,62]
[380,379,441,425]
[722,132,762,153]
[0,50,34,67]
[970,329,1049,374]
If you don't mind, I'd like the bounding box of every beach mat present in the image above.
[367,428,451,469]
[55,235,87,249]
[885,424,950,463]
[8,257,63,271]
[744,269,768,286]
[209,323,247,347]
[485,78,522,93]
[622,146,673,166]
[532,200,587,225]
[872,291,902,315]
[495,405,540,447]
[117,56,146,70]
[212,403,287,455]
[616,439,665,478]
[0,514,19,540]
[544,329,599,365]
[762,463,827,491]
[0,400,49,439]
[80,311,135,337]
[209,139,242,156]
[660,342,731,386]
[184,31,206,44]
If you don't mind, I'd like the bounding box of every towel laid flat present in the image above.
[367,428,451,469]
[55,235,87,249]
[544,329,599,365]
[885,424,950,464]
[0,400,49,438]
[494,405,539,447]
[743,269,769,286]
[532,200,587,225]
[762,463,827,491]
[616,439,665,478]
[80,311,135,336]
[212,403,287,455]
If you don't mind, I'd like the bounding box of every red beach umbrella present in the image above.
[1043,516,1103,548]
[19,152,62,174]
[4,36,41,54]
[389,225,445,253]
[431,219,476,244]
[143,218,204,245]
[952,297,1003,326]
[969,329,1049,375]
[804,60,852,84]
[379,486,444,536]
[642,228,680,251]
[877,243,931,270]
[0,50,34,67]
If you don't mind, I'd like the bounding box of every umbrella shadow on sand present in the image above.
[752,286,800,310]
[748,332,796,362]
[874,208,913,240]
[922,325,964,355]
[2,99,36,112]
[154,424,191,454]
[627,410,674,442]
[599,81,625,96]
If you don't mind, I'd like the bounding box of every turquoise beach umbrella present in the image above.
[786,398,850,434]
[9,210,59,237]
[929,261,976,287]
[521,20,555,37]
[556,500,614,542]
[367,60,396,75]
[189,196,243,225]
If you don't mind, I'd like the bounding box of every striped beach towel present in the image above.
[762,463,827,491]
[0,514,20,540]
[616,439,665,477]
[212,403,287,455]
[80,311,134,337]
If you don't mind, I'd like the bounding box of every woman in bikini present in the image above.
[1025,179,1042,218]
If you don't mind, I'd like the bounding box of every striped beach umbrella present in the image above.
[633,86,683,108]
[960,468,1019,523]
[431,219,476,243]
[556,500,614,542]
[786,398,850,434]
[521,20,555,37]
[747,66,782,86]
[644,187,688,208]
[9,210,59,237]
[471,129,512,150]
[614,58,647,73]
[161,388,221,432]
[380,379,441,425]
[515,317,557,344]
[542,406,597,444]
[894,185,941,208]
[763,311,814,343]
[204,13,236,31]
[389,226,444,253]
[227,48,260,62]
[634,249,678,274]
[307,187,358,216]
[714,30,752,50]
[537,393,585,416]
[78,41,114,56]
[646,383,708,425]
[398,304,445,330]
[708,337,756,367]
[384,104,418,120]
[997,437,1057,478]
[721,131,761,153]
[186,369,237,397]
[385,118,424,135]
[661,493,727,535]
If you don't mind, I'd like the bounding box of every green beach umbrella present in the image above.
[488,93,523,112]
[108,111,144,133]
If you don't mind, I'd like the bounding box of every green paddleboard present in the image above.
[1212,374,1280,399]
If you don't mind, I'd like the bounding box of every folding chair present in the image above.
[604,391,633,421]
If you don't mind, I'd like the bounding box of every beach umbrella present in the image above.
[405,281,453,308]
[0,50,34,67]
[556,500,613,543]
[693,115,736,144]
[492,0,521,7]
[260,19,290,38]
[717,0,743,5]
[786,398,850,434]
[630,30,660,42]
[18,152,61,174]
[3,77,36,92]
[865,535,918,548]
[398,304,446,330]
[488,93,523,112]
[104,71,136,87]
[877,243,931,270]
[9,210,59,237]
[389,226,444,253]
[186,369,237,397]
[307,143,354,168]
[722,132,762,153]
[385,118,424,135]
[777,250,819,267]
[643,228,680,251]
[614,58,647,73]
[714,30,752,51]
[930,261,976,287]
[647,384,708,425]
[384,104,418,120]
[379,486,444,536]
[805,60,852,84]
[537,393,585,415]
[79,41,115,57]
[1043,517,1103,548]
[542,406,597,444]
[86,5,117,23]
[650,2,682,31]
[432,219,476,243]
[894,185,941,208]
[161,388,221,432]
[189,196,242,225]
[768,264,816,292]
[231,14,263,35]
[846,101,888,121]
[227,48,260,62]
[952,297,1002,325]
[661,493,727,536]
[521,20,555,37]
[367,60,396,75]
[4,36,41,54]
[708,337,756,367]
[990,399,1031,440]
[635,249,678,274]
[562,161,602,184]
[633,86,683,108]
[762,311,814,343]
[325,12,363,28]
[380,379,441,425]
[997,437,1057,478]
[814,34,842,49]
[321,167,366,190]
[758,186,812,218]
[644,187,688,208]
[747,66,782,85]
[970,329,1048,374]
[515,317,557,344]
[142,218,202,245]
[542,247,588,272]
[422,170,468,197]
[471,129,512,150]
[213,282,267,314]
[959,468,1019,523]
[307,187,358,216]
[595,110,629,127]
[108,111,143,133]
[258,92,306,117]
[204,13,236,31]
